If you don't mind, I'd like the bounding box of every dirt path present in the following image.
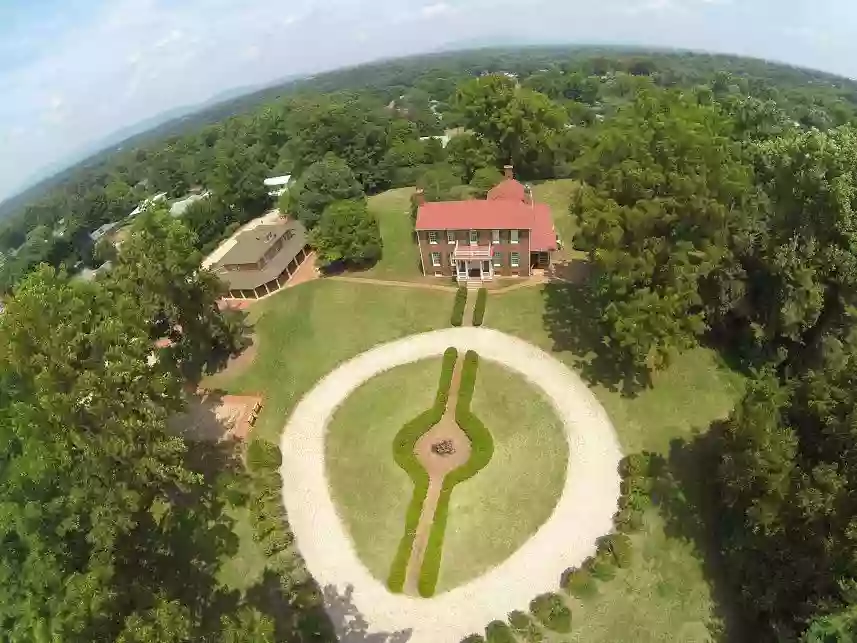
[329,275,458,292]
[279,327,622,643]
[462,290,477,326]
[403,357,471,595]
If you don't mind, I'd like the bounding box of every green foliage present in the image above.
[574,88,759,372]
[461,635,486,643]
[470,166,504,197]
[529,592,572,633]
[588,553,617,582]
[456,74,566,178]
[508,610,545,643]
[451,287,467,326]
[387,348,458,592]
[562,567,598,599]
[473,288,487,326]
[289,154,365,229]
[418,350,495,597]
[246,440,283,473]
[485,619,516,643]
[601,534,634,568]
[310,198,382,268]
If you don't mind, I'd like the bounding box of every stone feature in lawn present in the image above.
[431,439,456,456]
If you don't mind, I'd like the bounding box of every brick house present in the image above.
[414,166,558,282]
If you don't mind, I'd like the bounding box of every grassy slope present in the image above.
[437,359,568,593]
[204,279,454,443]
[357,188,424,280]
[485,287,745,641]
[325,358,441,582]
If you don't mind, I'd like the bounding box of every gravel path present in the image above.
[279,327,622,643]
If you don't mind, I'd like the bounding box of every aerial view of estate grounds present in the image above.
[5,24,857,643]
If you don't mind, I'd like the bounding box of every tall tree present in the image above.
[455,74,566,177]
[310,199,382,268]
[572,88,759,370]
[288,154,365,229]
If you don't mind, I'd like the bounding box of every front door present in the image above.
[468,264,481,278]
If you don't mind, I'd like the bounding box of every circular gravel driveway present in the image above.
[280,327,622,643]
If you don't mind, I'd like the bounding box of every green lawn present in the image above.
[532,179,580,252]
[203,279,454,442]
[437,358,568,593]
[326,358,442,582]
[354,188,424,280]
[484,285,745,641]
[549,512,720,643]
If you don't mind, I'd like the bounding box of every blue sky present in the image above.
[1,0,856,202]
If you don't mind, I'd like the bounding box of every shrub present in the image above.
[461,636,486,643]
[246,440,282,472]
[614,506,645,533]
[508,610,544,643]
[485,620,515,643]
[529,593,572,633]
[562,567,598,599]
[388,348,458,592]
[451,287,467,326]
[418,350,494,597]
[603,533,633,568]
[619,452,649,478]
[588,553,617,581]
[472,287,487,326]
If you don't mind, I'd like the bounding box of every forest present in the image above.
[5,45,857,641]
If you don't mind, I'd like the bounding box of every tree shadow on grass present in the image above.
[648,430,752,643]
[244,574,412,643]
[542,282,650,395]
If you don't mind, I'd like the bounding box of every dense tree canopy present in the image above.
[573,89,759,369]
[310,198,382,268]
[287,154,365,229]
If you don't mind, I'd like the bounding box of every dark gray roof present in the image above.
[212,220,307,291]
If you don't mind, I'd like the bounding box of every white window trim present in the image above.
[492,229,500,244]
[446,230,455,244]
[510,229,519,245]
[492,252,502,267]
[469,229,478,246]
[511,251,520,268]
[431,251,441,267]
[428,230,439,245]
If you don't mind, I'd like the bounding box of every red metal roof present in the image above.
[415,199,557,252]
[488,178,527,202]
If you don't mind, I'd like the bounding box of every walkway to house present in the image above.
[279,327,622,643]
[403,355,471,595]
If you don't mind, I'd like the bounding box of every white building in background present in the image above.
[170,191,211,218]
[128,192,167,218]
[263,175,291,197]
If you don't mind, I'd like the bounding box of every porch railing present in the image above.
[453,241,492,259]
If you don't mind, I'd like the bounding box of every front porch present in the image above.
[455,258,494,282]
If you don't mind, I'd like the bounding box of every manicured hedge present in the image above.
[418,350,494,597]
[508,610,544,643]
[561,566,598,599]
[246,439,282,472]
[387,348,458,592]
[451,286,467,326]
[472,287,487,326]
[485,620,516,643]
[529,592,572,633]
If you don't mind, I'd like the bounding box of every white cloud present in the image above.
[421,2,455,18]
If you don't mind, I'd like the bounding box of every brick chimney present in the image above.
[415,188,426,205]
[503,164,514,179]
